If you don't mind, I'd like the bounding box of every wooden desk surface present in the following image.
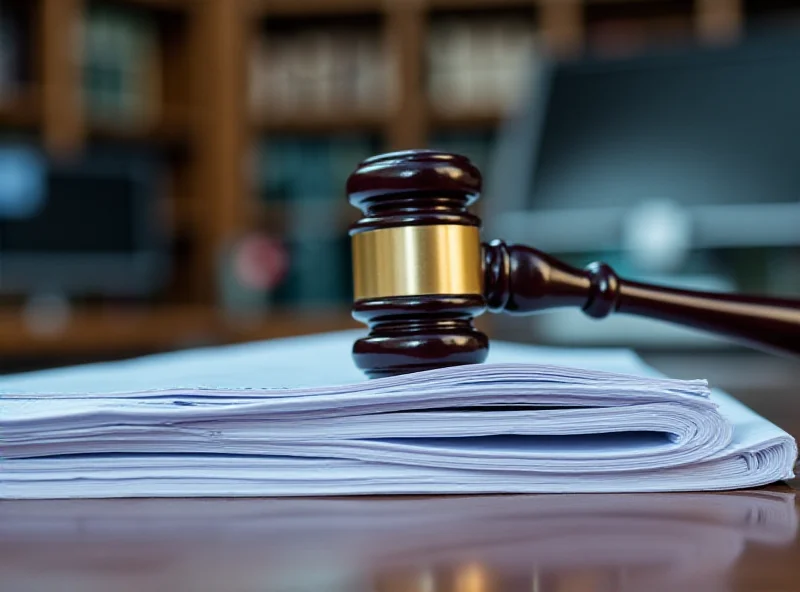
[1,366,798,592]
[1,487,798,592]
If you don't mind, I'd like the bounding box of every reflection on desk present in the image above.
[0,490,796,592]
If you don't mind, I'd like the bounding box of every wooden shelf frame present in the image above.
[102,0,195,10]
[250,0,384,17]
[0,306,216,357]
[430,108,506,130]
[0,90,41,129]
[87,105,194,147]
[0,306,358,357]
[255,111,387,135]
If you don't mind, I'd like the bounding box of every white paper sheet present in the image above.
[0,331,796,498]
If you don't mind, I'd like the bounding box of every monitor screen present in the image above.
[529,34,800,210]
[0,145,168,297]
[0,173,138,254]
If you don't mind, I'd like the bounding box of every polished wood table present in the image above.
[1,353,798,592]
[1,486,798,592]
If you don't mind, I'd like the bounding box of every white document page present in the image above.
[1,331,796,498]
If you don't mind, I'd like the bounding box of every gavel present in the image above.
[347,150,800,378]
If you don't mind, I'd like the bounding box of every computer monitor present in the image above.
[486,31,800,347]
[0,144,169,298]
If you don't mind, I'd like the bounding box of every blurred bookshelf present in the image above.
[0,0,796,364]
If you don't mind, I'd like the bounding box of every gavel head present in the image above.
[347,149,489,378]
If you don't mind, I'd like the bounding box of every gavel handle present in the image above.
[483,240,800,357]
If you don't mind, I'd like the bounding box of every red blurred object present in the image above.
[233,234,289,291]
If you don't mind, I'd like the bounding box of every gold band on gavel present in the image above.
[352,225,483,300]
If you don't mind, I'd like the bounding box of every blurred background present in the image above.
[0,0,798,412]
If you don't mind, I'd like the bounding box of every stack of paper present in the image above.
[1,331,796,498]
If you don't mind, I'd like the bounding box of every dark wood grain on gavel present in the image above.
[484,239,800,358]
[348,149,800,378]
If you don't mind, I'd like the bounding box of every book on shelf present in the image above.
[259,135,378,207]
[428,16,538,114]
[251,26,394,119]
[83,3,161,127]
[0,330,795,498]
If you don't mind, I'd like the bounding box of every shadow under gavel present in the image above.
[347,150,800,378]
